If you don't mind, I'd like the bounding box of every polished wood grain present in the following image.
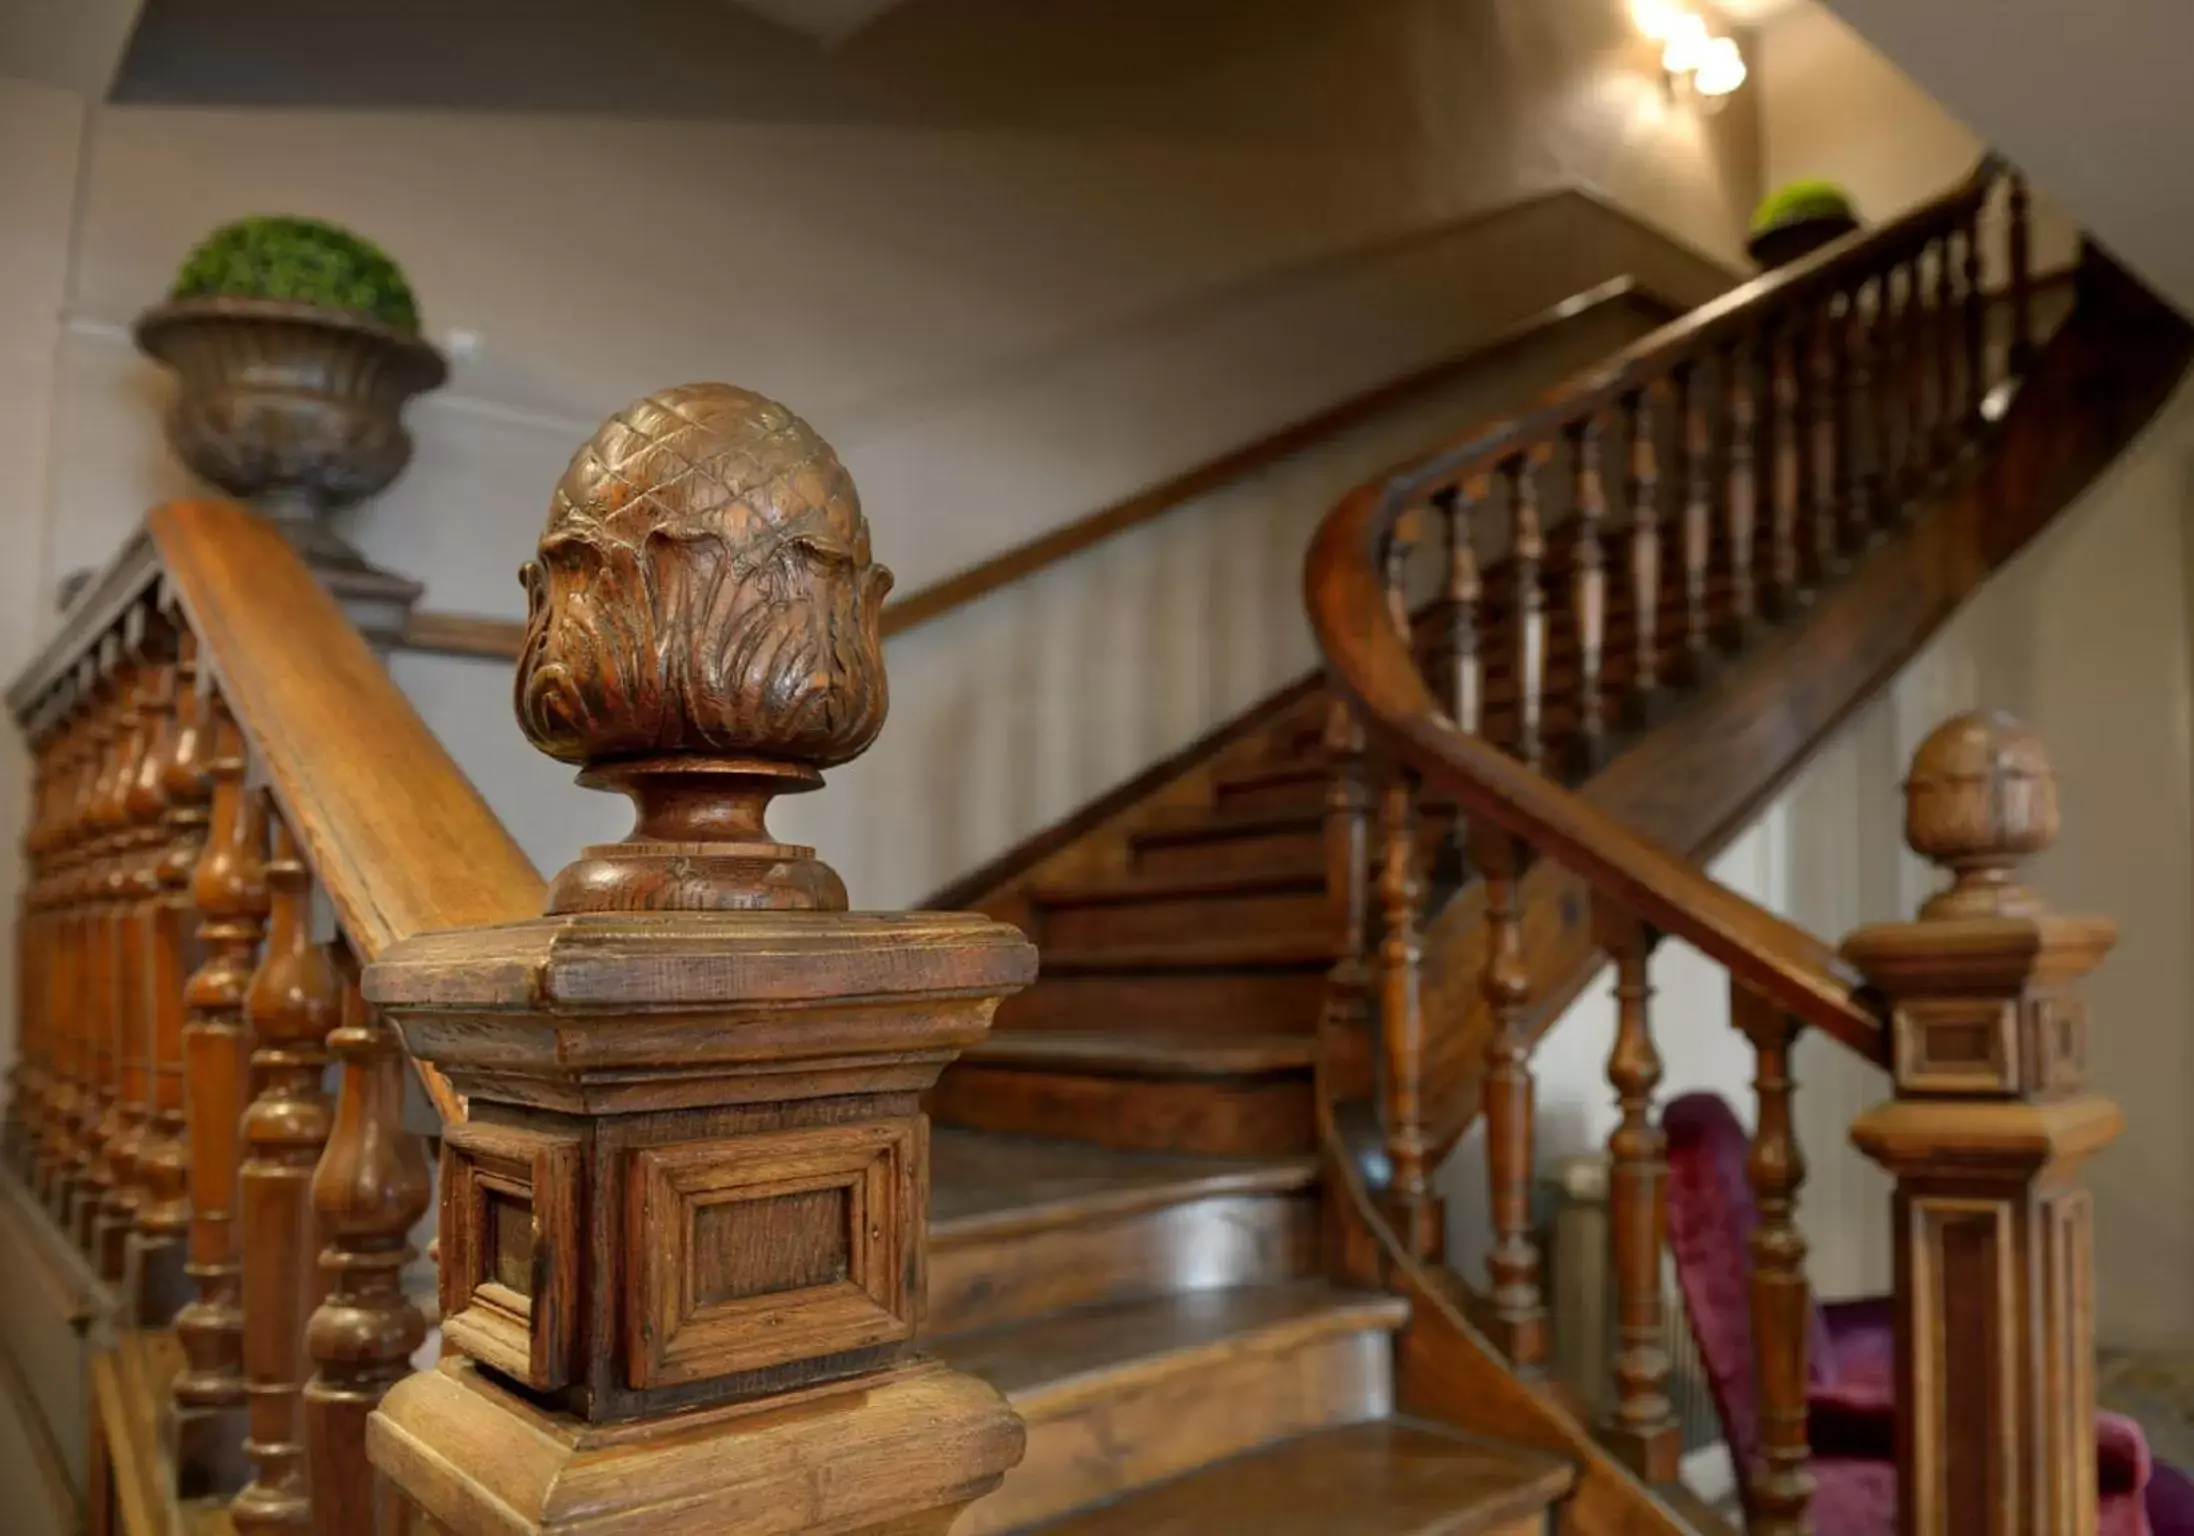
[1377,770,1438,1258]
[171,693,266,1494]
[232,804,338,1535]
[1472,824,1544,1372]
[305,969,430,1536]
[76,660,142,1248]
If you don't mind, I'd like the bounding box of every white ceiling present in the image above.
[1811,0,2194,316]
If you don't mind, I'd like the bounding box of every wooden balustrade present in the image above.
[1303,157,2136,1535]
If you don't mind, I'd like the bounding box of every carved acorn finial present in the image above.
[1903,709,2059,919]
[516,383,894,914]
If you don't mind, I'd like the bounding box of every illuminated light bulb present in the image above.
[1695,34,1748,96]
[1661,13,1712,74]
[1631,0,1683,40]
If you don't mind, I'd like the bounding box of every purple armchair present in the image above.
[1662,1092,2194,1534]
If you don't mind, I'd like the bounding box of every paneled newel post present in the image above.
[365,385,1034,1535]
[1846,712,2121,1536]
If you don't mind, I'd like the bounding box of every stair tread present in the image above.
[932,1281,1405,1405]
[1040,934,1337,970]
[1022,1417,1575,1535]
[930,1128,1318,1244]
[1033,863,1325,905]
[966,1029,1317,1076]
[1133,803,1327,840]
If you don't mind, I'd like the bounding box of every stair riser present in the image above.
[927,1191,1317,1335]
[957,1326,1393,1535]
[1037,886,1329,950]
[1211,775,1330,814]
[994,970,1324,1036]
[931,1060,1315,1156]
[1132,824,1326,877]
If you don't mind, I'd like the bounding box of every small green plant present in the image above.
[1750,179,1858,234]
[170,215,421,333]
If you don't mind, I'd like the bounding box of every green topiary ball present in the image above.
[170,215,421,334]
[1750,179,1858,235]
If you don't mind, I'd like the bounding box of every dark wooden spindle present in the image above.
[233,802,339,1534]
[1824,294,1860,559]
[1472,824,1546,1370]
[1569,419,1608,772]
[1317,700,1376,1107]
[305,967,431,1536]
[1443,482,1482,736]
[172,694,269,1494]
[15,715,70,1176]
[1756,326,1800,620]
[1670,363,1710,681]
[1789,314,1831,590]
[1377,771,1438,1258]
[1596,899,1678,1483]
[2008,172,2035,375]
[1866,267,1896,530]
[1505,453,1547,769]
[1721,342,1759,644]
[1930,235,1956,472]
[1841,281,1876,544]
[36,693,97,1205]
[1734,982,1813,1534]
[139,631,212,1317]
[1961,212,1987,434]
[1622,387,1661,724]
[77,662,143,1249]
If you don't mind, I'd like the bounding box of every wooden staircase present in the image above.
[9,157,2191,1536]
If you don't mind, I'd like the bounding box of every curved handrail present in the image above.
[1292,163,2014,1062]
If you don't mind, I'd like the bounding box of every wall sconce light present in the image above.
[1632,0,1747,108]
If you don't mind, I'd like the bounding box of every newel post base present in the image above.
[1845,711,2121,1536]
[362,382,1036,1536]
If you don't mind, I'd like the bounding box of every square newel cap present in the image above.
[365,910,1037,1113]
[1840,711,2114,1100]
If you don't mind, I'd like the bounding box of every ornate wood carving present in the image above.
[1719,341,1758,645]
[1849,712,2119,1536]
[233,802,339,1534]
[514,384,893,915]
[1504,452,1546,770]
[1622,387,1661,721]
[172,692,268,1494]
[1674,364,1712,678]
[1317,699,1375,1110]
[1595,898,1678,1483]
[1442,482,1483,736]
[368,383,1033,1536]
[1569,419,1607,772]
[304,967,431,1536]
[74,657,141,1245]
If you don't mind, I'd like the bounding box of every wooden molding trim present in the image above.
[398,275,1689,666]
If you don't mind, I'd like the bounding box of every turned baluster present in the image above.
[139,630,212,1322]
[1734,982,1813,1534]
[99,641,179,1280]
[1505,451,1546,769]
[1569,418,1608,772]
[1748,326,1794,620]
[234,800,339,1534]
[1443,481,1483,736]
[1596,900,1678,1482]
[1767,321,1805,612]
[1823,293,1858,559]
[1473,823,1546,1370]
[173,697,269,1495]
[36,687,96,1204]
[1840,280,1875,545]
[14,717,68,1172]
[1930,235,1957,472]
[305,967,430,1536]
[1721,342,1760,644]
[1377,768,1438,1258]
[1622,386,1661,724]
[1317,699,1376,1109]
[1865,266,1896,530]
[2008,172,2035,375]
[76,658,141,1246]
[1961,211,1988,434]
[1790,312,1832,588]
[1671,364,1710,681]
[1888,255,1919,508]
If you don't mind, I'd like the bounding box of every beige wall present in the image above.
[21,0,1759,902]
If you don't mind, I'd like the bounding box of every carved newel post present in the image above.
[1846,712,2121,1536]
[364,384,1033,1535]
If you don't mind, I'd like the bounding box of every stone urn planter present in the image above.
[1747,180,1861,271]
[133,216,447,638]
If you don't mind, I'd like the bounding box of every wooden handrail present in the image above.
[149,502,544,964]
[397,276,1691,664]
[1294,164,2013,1062]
